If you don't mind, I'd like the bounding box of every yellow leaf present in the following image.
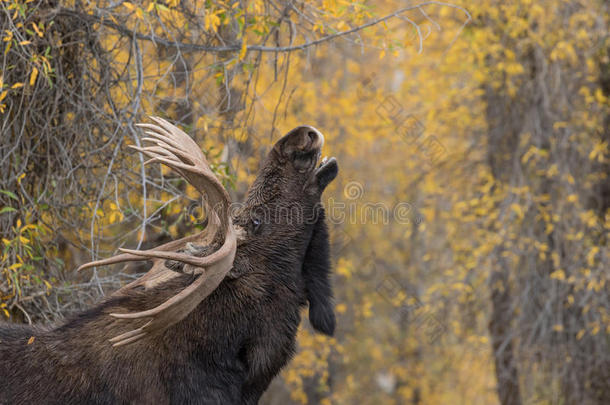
[0,91,7,102]
[27,336,35,344]
[510,203,524,219]
[123,2,135,11]
[591,324,600,335]
[29,67,38,86]
[19,40,31,45]
[11,82,24,89]
[336,258,352,279]
[239,40,247,60]
[31,23,43,38]
[552,324,563,332]
[589,141,607,162]
[521,145,537,163]
[550,269,565,281]
[576,329,585,340]
[594,88,607,104]
[586,246,599,266]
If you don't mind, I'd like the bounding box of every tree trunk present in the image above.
[488,254,522,405]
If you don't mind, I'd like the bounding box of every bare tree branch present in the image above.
[53,2,470,54]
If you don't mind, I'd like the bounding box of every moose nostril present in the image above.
[279,126,323,154]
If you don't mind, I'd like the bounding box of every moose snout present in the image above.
[278,125,325,157]
[289,126,324,151]
[299,126,324,150]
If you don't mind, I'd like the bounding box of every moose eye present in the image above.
[252,218,262,234]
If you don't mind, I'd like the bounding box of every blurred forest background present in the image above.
[1,0,609,404]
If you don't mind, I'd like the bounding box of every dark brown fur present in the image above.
[0,126,338,405]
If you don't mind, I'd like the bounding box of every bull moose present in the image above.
[0,117,338,404]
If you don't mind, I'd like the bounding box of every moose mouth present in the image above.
[303,128,337,182]
[302,138,337,180]
[311,155,338,191]
[316,155,337,176]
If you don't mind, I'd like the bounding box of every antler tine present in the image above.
[128,145,181,168]
[77,231,209,272]
[139,140,195,165]
[77,253,143,272]
[144,116,230,234]
[150,117,198,147]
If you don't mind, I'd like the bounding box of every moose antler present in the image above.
[78,117,236,347]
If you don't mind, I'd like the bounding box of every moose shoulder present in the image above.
[0,119,338,405]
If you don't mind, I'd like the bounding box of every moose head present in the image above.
[231,125,338,335]
[77,118,338,344]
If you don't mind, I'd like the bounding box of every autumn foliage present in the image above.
[1,0,608,404]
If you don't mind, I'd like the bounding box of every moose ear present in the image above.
[302,208,336,336]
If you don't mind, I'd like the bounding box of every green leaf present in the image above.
[0,206,17,214]
[0,190,18,201]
